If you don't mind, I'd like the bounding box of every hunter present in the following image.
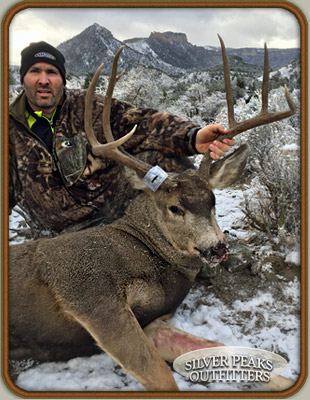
[9,41,234,233]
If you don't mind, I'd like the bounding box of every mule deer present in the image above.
[8,36,296,391]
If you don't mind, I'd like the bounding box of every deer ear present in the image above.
[123,166,171,194]
[124,165,173,193]
[208,143,249,189]
[123,167,153,192]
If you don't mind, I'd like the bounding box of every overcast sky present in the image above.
[9,6,300,65]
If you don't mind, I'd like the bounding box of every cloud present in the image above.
[8,7,300,65]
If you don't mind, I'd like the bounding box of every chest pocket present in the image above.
[54,132,87,186]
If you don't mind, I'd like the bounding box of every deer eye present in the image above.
[168,205,184,216]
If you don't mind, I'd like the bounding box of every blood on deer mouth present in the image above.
[195,242,230,267]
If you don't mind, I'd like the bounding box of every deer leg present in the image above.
[144,317,294,391]
[69,304,178,391]
[144,316,224,362]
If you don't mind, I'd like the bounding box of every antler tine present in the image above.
[84,47,153,179]
[218,34,236,128]
[84,63,134,152]
[200,35,237,174]
[84,63,103,149]
[102,46,125,144]
[261,43,269,113]
[215,37,297,142]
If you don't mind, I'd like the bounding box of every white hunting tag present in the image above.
[142,166,168,192]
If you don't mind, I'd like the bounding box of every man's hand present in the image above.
[195,124,235,160]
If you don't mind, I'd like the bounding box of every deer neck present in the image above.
[112,193,202,281]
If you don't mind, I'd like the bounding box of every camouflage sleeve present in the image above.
[9,167,18,213]
[96,98,201,157]
[9,132,21,213]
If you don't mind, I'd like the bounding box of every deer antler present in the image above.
[217,34,296,140]
[84,46,153,178]
[199,35,297,175]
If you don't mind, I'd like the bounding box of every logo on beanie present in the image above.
[34,52,56,60]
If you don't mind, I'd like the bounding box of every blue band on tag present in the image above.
[142,166,168,192]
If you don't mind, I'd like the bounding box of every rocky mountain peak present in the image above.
[84,23,114,38]
[57,23,125,75]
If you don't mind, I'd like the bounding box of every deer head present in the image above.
[84,38,296,271]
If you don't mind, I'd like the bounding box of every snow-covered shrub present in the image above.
[114,65,172,110]
[243,135,300,251]
[162,84,227,126]
[240,89,300,251]
[213,84,300,253]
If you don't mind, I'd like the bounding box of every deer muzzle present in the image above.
[197,241,230,268]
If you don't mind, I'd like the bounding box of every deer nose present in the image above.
[199,241,229,264]
[211,241,229,260]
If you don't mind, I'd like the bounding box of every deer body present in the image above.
[9,160,246,390]
[9,220,191,356]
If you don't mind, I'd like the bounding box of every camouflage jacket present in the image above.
[9,89,200,232]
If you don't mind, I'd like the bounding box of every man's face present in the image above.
[22,62,64,116]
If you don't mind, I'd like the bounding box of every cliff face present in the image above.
[149,31,188,43]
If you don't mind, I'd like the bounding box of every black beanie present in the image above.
[20,41,66,85]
